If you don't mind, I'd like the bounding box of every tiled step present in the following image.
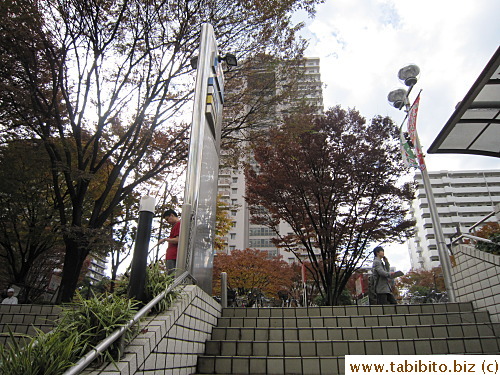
[196,302,499,374]
[0,304,61,317]
[221,302,474,318]
[0,323,55,346]
[211,322,499,341]
[0,322,55,335]
[0,304,61,347]
[197,355,343,375]
[216,311,491,328]
[203,336,500,356]
[0,312,59,325]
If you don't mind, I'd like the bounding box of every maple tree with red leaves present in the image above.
[474,222,500,255]
[212,248,295,301]
[396,267,445,297]
[245,106,415,305]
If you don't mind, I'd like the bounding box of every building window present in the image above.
[249,227,275,236]
[267,250,278,258]
[232,177,238,183]
[231,221,236,228]
[230,233,236,240]
[430,256,439,262]
[229,246,236,252]
[249,238,274,247]
[231,210,237,216]
[231,188,238,194]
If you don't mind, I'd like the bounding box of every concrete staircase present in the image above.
[196,302,500,374]
[0,304,61,347]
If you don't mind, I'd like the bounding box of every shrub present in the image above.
[0,293,137,374]
[476,232,500,255]
[0,328,81,375]
[0,262,179,374]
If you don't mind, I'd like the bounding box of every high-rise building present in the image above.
[87,256,107,283]
[218,57,324,261]
[408,169,500,270]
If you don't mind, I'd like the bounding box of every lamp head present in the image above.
[398,64,420,87]
[219,53,238,67]
[387,88,408,110]
[190,56,198,70]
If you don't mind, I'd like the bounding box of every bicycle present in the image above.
[425,290,448,303]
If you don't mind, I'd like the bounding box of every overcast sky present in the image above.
[295,0,500,271]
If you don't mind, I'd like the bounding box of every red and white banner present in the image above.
[407,94,426,170]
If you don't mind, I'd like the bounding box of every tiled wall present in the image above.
[452,244,500,323]
[85,284,221,375]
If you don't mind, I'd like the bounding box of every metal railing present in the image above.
[451,207,498,247]
[452,233,495,246]
[63,270,194,375]
[221,272,227,308]
[468,211,495,234]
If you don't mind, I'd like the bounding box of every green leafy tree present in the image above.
[245,107,415,305]
[0,0,322,302]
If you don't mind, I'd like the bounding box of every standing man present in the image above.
[1,288,18,304]
[372,246,397,305]
[159,209,181,274]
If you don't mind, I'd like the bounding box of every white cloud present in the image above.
[298,0,500,270]
[302,0,499,166]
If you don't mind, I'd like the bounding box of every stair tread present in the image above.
[205,336,500,345]
[213,322,493,328]
[219,311,484,318]
[221,303,474,317]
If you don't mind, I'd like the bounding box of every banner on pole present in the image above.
[407,93,426,170]
[399,130,418,169]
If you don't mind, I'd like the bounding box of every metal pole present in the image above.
[221,272,227,308]
[128,196,156,301]
[398,87,456,303]
[301,263,307,307]
[417,148,456,302]
[176,23,213,281]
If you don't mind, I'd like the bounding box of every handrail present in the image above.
[452,233,495,246]
[63,270,194,375]
[468,211,495,233]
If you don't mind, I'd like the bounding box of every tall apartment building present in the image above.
[408,169,500,270]
[218,57,324,261]
[87,256,107,283]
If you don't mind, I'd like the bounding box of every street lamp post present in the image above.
[388,65,456,302]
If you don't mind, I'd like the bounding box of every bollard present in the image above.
[128,196,156,302]
[221,272,227,308]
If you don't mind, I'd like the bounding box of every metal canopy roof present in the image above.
[428,46,500,158]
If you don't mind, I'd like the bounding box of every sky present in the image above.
[295,0,500,271]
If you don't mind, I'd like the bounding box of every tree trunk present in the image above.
[57,237,88,303]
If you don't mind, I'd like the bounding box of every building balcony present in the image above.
[219,190,230,198]
[218,178,231,187]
